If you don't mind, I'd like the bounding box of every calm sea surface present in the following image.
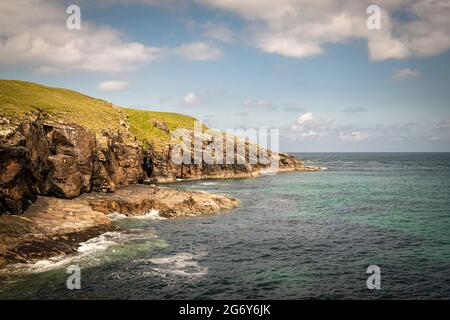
[1,153,450,299]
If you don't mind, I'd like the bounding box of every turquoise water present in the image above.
[1,153,450,299]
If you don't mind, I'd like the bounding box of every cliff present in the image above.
[0,80,318,215]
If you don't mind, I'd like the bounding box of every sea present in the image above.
[0,153,449,299]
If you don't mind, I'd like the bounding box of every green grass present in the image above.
[0,80,200,149]
[0,80,127,133]
[123,108,199,149]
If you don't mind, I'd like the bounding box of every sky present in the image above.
[1,0,450,152]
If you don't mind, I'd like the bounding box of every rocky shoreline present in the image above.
[0,184,238,268]
[0,118,319,215]
[0,118,318,269]
[0,81,320,271]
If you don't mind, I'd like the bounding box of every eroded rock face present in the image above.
[0,118,318,215]
[146,133,319,182]
[81,184,238,218]
[0,121,145,214]
[0,185,238,267]
[0,196,117,267]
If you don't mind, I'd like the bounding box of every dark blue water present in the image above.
[1,153,450,299]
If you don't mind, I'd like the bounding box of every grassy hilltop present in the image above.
[0,80,198,149]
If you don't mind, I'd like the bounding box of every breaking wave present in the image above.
[143,251,208,279]
[107,209,166,221]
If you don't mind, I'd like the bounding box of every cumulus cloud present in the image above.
[289,112,335,141]
[343,107,368,113]
[183,92,201,105]
[283,112,449,149]
[296,112,315,125]
[0,1,227,73]
[0,0,167,73]
[391,68,420,80]
[97,80,129,92]
[175,41,223,61]
[198,0,450,61]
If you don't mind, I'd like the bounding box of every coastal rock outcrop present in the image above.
[0,185,238,267]
[146,133,318,183]
[1,118,318,215]
[0,81,319,216]
[0,120,145,214]
[82,184,238,218]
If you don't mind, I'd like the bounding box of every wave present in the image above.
[1,230,157,275]
[107,209,167,221]
[107,212,128,220]
[200,182,218,186]
[77,231,123,253]
[133,209,167,220]
[144,251,208,279]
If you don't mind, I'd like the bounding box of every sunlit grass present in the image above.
[0,80,200,150]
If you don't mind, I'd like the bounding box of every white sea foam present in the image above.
[5,255,72,274]
[77,231,122,253]
[320,167,328,171]
[145,251,208,278]
[107,212,128,220]
[134,209,167,220]
[108,209,167,220]
[1,230,155,275]
[200,181,218,186]
[260,168,278,176]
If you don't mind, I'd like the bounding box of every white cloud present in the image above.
[339,131,369,142]
[183,92,201,105]
[391,68,420,80]
[203,22,235,43]
[242,99,273,108]
[0,1,228,73]
[289,112,335,141]
[256,100,272,108]
[436,119,450,129]
[199,0,450,61]
[175,41,223,61]
[296,112,315,125]
[301,131,321,138]
[0,0,166,73]
[97,80,129,92]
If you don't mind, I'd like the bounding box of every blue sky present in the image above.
[1,0,450,152]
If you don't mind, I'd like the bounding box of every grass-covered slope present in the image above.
[0,80,127,133]
[124,108,197,149]
[0,80,198,149]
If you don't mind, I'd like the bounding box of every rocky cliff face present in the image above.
[0,119,146,215]
[1,117,317,215]
[145,128,315,182]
